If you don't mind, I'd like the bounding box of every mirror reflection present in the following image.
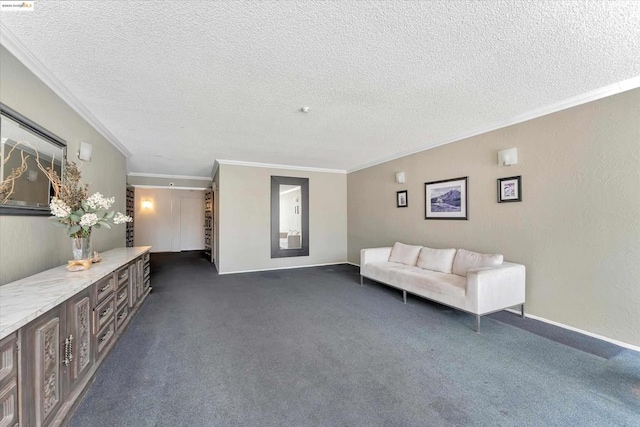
[279,184,302,249]
[271,176,309,258]
[1,104,65,214]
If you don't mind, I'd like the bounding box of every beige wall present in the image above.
[218,164,347,273]
[134,188,204,252]
[0,46,127,285]
[348,88,640,347]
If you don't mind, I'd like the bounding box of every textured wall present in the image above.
[3,2,640,175]
[133,188,204,252]
[348,88,640,347]
[218,164,347,274]
[0,46,126,285]
[126,175,211,188]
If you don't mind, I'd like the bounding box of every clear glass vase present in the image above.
[71,235,92,260]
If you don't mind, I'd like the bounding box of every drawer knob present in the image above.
[100,330,113,342]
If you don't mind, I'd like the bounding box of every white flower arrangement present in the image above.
[49,191,132,238]
[113,212,133,224]
[85,192,115,211]
[45,161,132,239]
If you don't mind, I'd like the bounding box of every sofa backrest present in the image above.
[452,249,503,277]
[416,247,457,273]
[388,242,422,265]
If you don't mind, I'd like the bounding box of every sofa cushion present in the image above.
[416,247,457,274]
[452,249,503,277]
[388,242,422,266]
[406,268,466,298]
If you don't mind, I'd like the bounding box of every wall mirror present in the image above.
[0,102,66,216]
[271,175,309,258]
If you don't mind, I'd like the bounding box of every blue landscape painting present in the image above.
[430,186,461,212]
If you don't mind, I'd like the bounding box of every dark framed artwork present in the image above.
[424,176,468,220]
[396,190,408,208]
[498,176,522,203]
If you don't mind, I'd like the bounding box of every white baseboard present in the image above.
[504,309,640,353]
[218,262,347,275]
[347,262,360,268]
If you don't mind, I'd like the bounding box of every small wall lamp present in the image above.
[498,148,518,166]
[395,172,406,184]
[142,200,153,210]
[78,141,93,162]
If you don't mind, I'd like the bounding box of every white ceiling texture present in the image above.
[1,1,639,178]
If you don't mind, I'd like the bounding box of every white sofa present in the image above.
[360,242,526,331]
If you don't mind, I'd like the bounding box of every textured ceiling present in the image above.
[1,1,639,177]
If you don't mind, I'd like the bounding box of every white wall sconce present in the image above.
[78,141,93,162]
[27,170,38,182]
[498,148,518,167]
[142,200,153,210]
[395,172,406,184]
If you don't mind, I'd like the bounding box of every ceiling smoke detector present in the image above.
[300,106,309,113]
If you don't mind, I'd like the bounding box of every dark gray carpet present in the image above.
[69,253,640,427]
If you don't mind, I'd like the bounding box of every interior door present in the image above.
[180,197,205,251]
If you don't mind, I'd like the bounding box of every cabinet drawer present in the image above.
[116,266,129,289]
[93,295,115,333]
[143,252,150,263]
[94,275,115,303]
[0,381,18,427]
[143,264,150,279]
[115,304,129,330]
[0,333,17,388]
[95,320,115,359]
[116,286,128,308]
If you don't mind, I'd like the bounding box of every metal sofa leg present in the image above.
[476,315,481,333]
[403,290,407,304]
[520,303,525,318]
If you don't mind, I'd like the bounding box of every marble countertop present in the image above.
[0,246,151,340]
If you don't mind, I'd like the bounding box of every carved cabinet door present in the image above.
[128,263,138,308]
[22,305,66,427]
[136,258,144,299]
[66,288,93,391]
[0,333,19,427]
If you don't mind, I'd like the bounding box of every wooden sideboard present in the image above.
[0,247,151,426]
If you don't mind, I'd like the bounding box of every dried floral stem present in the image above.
[0,143,30,203]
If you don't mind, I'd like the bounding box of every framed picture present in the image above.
[397,190,408,208]
[425,177,468,220]
[498,176,522,203]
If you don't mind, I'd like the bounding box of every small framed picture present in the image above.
[498,176,522,203]
[397,190,408,208]
[425,177,468,220]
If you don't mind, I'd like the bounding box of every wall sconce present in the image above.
[26,170,38,182]
[498,148,518,167]
[78,141,93,162]
[142,200,153,210]
[395,172,406,184]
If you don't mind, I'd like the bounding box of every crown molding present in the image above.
[216,159,346,174]
[127,172,212,181]
[0,23,132,157]
[348,75,640,173]
[130,185,208,191]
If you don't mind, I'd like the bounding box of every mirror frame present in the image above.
[0,102,67,216]
[271,175,309,258]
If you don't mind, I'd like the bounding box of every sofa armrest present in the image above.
[360,247,392,269]
[466,262,526,315]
